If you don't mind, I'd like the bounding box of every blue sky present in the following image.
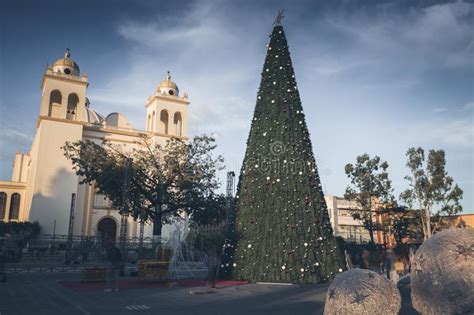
[1,0,473,212]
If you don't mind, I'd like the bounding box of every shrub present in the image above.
[0,221,41,241]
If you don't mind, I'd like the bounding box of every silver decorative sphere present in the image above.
[411,228,474,315]
[324,268,401,315]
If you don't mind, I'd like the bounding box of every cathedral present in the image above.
[0,50,190,241]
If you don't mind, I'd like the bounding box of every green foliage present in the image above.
[400,147,463,239]
[63,135,226,230]
[0,221,41,240]
[379,207,423,246]
[391,213,413,245]
[344,154,394,243]
[225,25,344,284]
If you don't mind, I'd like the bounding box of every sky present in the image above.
[1,0,473,212]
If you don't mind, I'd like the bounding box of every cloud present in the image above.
[81,0,473,211]
[433,101,474,147]
[306,0,474,87]
[0,126,32,166]
[464,101,474,110]
[406,1,474,67]
[390,102,473,148]
[89,0,474,133]
[432,118,473,147]
[117,21,222,51]
[88,0,263,135]
[433,107,448,113]
[1,128,31,141]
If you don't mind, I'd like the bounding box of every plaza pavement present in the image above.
[0,272,418,315]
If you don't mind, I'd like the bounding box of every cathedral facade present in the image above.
[0,50,190,241]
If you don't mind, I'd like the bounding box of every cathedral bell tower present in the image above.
[145,71,189,144]
[39,49,89,122]
[27,49,89,235]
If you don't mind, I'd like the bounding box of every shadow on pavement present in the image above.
[399,284,420,315]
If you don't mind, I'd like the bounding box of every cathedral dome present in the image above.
[52,49,80,76]
[157,71,179,96]
[85,107,105,124]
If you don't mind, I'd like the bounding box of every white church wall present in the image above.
[73,178,89,236]
[11,153,29,183]
[28,119,83,235]
[23,128,42,222]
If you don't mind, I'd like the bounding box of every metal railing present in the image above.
[2,233,211,274]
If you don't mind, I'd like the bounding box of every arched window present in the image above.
[48,90,62,116]
[159,110,169,134]
[0,192,6,220]
[9,193,20,221]
[174,112,182,136]
[67,93,79,120]
[147,114,151,131]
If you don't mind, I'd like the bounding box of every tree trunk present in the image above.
[424,208,431,239]
[368,199,375,244]
[369,229,375,244]
[368,211,375,244]
[153,206,162,236]
[422,208,432,239]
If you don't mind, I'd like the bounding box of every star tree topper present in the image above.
[274,9,285,26]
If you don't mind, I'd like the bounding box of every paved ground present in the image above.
[0,272,418,315]
[0,273,328,315]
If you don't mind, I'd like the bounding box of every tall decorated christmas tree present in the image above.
[222,13,344,284]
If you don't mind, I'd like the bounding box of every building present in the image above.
[324,195,469,247]
[0,50,190,242]
[438,214,474,230]
[324,195,385,244]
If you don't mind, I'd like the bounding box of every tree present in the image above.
[400,147,463,239]
[223,22,344,284]
[63,135,226,234]
[344,154,394,244]
[379,206,423,247]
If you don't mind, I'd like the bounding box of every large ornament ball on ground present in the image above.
[411,228,474,315]
[324,268,401,315]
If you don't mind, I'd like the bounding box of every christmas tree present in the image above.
[222,14,344,284]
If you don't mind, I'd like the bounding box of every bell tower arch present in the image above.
[39,49,89,122]
[145,71,189,144]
